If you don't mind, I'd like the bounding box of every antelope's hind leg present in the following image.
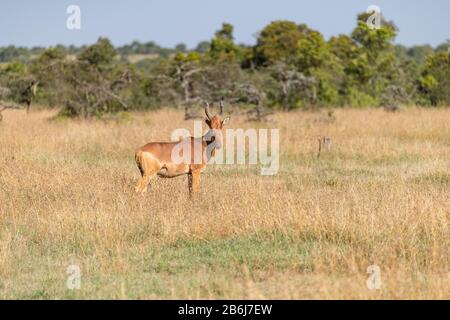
[136,172,157,194]
[135,151,160,194]
[188,171,201,197]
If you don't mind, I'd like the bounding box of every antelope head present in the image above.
[204,99,230,149]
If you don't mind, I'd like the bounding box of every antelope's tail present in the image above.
[135,150,144,176]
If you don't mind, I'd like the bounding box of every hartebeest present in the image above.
[134,101,229,196]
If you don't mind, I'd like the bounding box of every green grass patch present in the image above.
[412,172,450,186]
[142,233,314,275]
[2,232,316,299]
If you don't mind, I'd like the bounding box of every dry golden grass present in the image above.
[0,107,449,299]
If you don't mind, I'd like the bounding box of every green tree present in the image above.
[254,21,308,66]
[329,35,360,64]
[351,13,397,54]
[406,45,434,64]
[29,47,66,107]
[175,43,187,52]
[341,13,400,105]
[297,30,329,74]
[208,23,241,62]
[418,52,450,105]
[268,62,315,110]
[215,23,234,41]
[0,66,37,112]
[435,40,450,53]
[195,41,211,53]
[296,29,343,106]
[78,37,116,67]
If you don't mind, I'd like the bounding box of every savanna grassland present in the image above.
[0,107,449,299]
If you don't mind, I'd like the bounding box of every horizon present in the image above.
[0,0,449,49]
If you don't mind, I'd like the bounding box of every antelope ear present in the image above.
[221,117,230,125]
[205,118,212,128]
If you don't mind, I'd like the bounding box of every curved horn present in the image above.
[219,98,224,115]
[204,102,213,120]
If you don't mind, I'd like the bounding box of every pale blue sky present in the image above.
[0,0,448,48]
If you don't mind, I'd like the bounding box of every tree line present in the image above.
[0,12,449,119]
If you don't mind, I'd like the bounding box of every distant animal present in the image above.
[317,136,332,158]
[383,104,399,112]
[134,101,229,197]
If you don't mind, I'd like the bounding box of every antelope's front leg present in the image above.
[188,171,200,197]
